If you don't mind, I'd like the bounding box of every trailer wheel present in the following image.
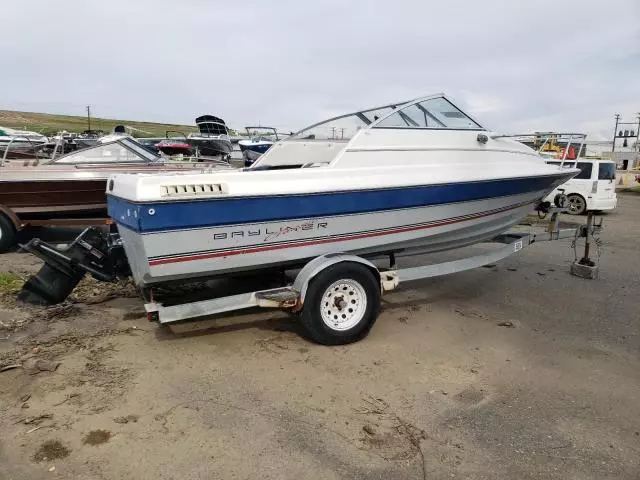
[300,262,380,345]
[0,214,17,253]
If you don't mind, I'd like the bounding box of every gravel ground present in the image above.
[0,193,639,480]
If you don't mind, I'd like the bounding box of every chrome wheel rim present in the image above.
[320,279,367,331]
[568,196,585,214]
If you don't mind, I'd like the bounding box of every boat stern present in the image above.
[115,224,152,287]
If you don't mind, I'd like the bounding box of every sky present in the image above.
[1,0,638,139]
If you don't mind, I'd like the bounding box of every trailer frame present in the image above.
[145,213,584,327]
[18,206,600,344]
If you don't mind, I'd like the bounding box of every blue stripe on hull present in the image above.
[238,143,271,154]
[108,174,569,234]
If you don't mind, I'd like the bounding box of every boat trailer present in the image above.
[17,206,602,344]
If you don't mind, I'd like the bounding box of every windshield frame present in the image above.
[290,94,485,139]
[290,97,424,139]
[46,137,160,165]
[245,126,279,141]
[370,95,485,131]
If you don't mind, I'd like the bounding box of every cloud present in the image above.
[0,0,638,138]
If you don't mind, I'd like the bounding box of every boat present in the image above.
[0,126,48,159]
[0,137,232,219]
[238,126,279,166]
[42,131,79,156]
[0,137,233,251]
[102,94,579,288]
[155,139,193,157]
[187,115,233,158]
[74,130,104,149]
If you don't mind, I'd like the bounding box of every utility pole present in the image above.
[635,113,640,153]
[612,113,620,153]
[86,105,92,132]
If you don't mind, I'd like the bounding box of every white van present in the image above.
[544,159,617,215]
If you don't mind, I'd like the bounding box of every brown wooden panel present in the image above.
[0,180,107,211]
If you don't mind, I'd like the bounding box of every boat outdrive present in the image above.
[18,227,129,305]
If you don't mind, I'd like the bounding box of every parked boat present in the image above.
[102,94,578,288]
[0,137,233,251]
[16,94,590,345]
[0,126,48,159]
[238,127,278,166]
[155,139,193,157]
[187,115,233,158]
[42,131,79,156]
[74,130,104,149]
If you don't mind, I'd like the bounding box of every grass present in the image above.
[0,110,200,138]
[0,272,24,293]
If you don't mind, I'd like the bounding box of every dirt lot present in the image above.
[1,194,639,480]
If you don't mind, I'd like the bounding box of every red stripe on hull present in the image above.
[148,201,528,267]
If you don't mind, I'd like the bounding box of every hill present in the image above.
[0,110,200,138]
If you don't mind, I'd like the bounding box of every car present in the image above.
[544,159,617,215]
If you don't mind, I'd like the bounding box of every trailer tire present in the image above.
[0,214,17,253]
[300,262,380,345]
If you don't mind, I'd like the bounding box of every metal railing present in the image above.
[491,132,587,167]
[1,135,45,166]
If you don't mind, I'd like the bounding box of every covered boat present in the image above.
[105,94,578,288]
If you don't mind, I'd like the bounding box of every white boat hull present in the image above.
[105,94,580,288]
[113,186,551,286]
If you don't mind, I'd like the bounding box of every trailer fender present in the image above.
[0,205,21,231]
[293,254,381,307]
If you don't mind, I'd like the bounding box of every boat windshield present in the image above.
[290,95,482,140]
[194,116,229,137]
[291,102,409,141]
[48,138,159,165]
[246,127,278,141]
[372,97,482,130]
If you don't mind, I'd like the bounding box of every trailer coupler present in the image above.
[17,227,129,306]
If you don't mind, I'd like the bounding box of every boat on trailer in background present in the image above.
[238,126,279,166]
[0,137,233,252]
[0,126,48,159]
[155,139,193,157]
[187,115,233,158]
[19,93,588,345]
